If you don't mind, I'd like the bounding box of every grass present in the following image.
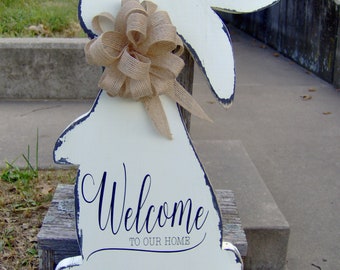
[0,169,77,269]
[0,0,85,37]
[0,131,77,269]
[2,129,39,184]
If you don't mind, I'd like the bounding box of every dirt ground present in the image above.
[0,169,77,270]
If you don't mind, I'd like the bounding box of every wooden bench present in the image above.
[37,184,247,270]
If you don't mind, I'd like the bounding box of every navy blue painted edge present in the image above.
[53,90,102,165]
[53,1,101,165]
[177,105,224,248]
[78,0,97,39]
[74,169,85,261]
[178,26,235,106]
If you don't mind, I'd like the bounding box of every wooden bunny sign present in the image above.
[54,0,277,269]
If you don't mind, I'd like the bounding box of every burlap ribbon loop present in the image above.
[85,0,211,139]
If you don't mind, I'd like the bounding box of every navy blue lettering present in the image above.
[81,163,209,236]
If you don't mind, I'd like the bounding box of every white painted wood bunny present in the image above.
[54,0,277,269]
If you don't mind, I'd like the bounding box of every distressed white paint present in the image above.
[54,92,242,270]
[54,0,279,269]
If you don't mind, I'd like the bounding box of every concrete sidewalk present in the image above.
[191,28,340,270]
[1,27,339,269]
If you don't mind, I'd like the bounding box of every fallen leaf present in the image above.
[301,95,312,101]
[323,112,332,115]
[308,88,317,92]
[28,24,51,36]
[38,183,53,195]
[311,263,322,270]
[273,52,280,57]
[207,100,216,104]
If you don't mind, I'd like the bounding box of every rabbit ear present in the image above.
[150,0,235,105]
[180,9,235,105]
[78,0,121,38]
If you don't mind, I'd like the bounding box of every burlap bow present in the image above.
[85,0,211,139]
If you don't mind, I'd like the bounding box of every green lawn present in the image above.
[0,0,85,37]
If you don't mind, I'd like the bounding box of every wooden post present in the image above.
[177,48,194,132]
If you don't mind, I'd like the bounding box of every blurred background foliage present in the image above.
[0,0,85,37]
